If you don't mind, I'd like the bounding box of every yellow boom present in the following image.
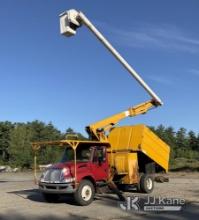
[86,99,157,142]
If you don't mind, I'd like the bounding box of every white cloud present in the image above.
[96,22,199,54]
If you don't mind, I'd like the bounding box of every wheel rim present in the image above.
[146,178,153,190]
[81,185,92,201]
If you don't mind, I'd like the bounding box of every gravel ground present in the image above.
[0,172,198,220]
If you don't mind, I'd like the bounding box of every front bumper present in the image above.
[39,182,76,194]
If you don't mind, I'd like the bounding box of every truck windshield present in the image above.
[60,146,92,162]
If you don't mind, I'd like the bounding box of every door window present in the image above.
[93,147,105,163]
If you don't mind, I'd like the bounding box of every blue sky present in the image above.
[0,0,199,135]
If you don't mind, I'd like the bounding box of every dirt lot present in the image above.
[0,172,199,220]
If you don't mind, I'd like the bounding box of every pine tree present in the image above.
[0,121,14,161]
[188,131,198,151]
[164,126,177,159]
[9,124,32,168]
[175,127,188,158]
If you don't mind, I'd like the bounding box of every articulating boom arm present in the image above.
[86,99,156,142]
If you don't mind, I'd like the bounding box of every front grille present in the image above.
[44,169,62,182]
[46,185,57,189]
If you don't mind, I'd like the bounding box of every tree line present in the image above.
[0,121,85,168]
[0,121,198,168]
[150,125,199,161]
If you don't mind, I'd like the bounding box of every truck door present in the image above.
[90,146,108,181]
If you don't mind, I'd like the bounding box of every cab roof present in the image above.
[32,139,110,151]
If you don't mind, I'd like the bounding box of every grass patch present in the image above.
[170,158,199,172]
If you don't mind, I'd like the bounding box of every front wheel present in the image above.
[139,174,154,193]
[74,180,95,206]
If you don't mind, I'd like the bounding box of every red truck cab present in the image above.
[38,142,109,205]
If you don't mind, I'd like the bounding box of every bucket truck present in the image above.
[32,9,170,206]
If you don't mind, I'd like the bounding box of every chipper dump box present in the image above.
[108,124,170,185]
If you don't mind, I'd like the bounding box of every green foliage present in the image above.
[0,120,88,168]
[188,131,199,151]
[65,127,87,140]
[9,124,32,168]
[152,125,199,170]
[28,121,64,165]
[0,121,14,161]
[0,120,198,170]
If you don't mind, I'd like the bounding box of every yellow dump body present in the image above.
[107,124,170,184]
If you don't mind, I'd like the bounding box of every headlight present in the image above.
[62,167,69,176]
[40,170,49,182]
[60,167,70,182]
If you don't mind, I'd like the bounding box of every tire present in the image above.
[140,174,154,193]
[74,180,95,206]
[42,193,60,203]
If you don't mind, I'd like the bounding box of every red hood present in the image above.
[50,161,89,170]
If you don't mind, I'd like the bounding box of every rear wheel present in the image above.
[42,193,60,203]
[140,174,154,193]
[74,180,95,206]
